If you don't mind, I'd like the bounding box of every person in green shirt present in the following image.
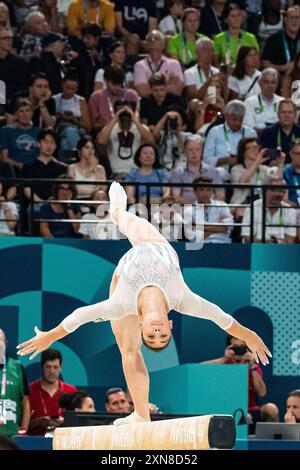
[0,329,30,436]
[213,3,259,67]
[167,7,208,67]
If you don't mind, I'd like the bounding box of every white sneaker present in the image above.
[100,181,127,224]
[113,411,150,426]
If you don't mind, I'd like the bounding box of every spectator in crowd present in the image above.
[74,22,103,99]
[184,176,233,244]
[67,136,106,199]
[0,328,30,436]
[281,51,300,98]
[261,5,300,74]
[26,73,56,129]
[79,189,118,239]
[200,0,227,38]
[171,135,224,204]
[259,99,300,164]
[125,143,170,204]
[201,334,279,433]
[203,99,257,171]
[28,348,77,435]
[20,10,49,58]
[0,160,16,201]
[39,0,64,33]
[158,0,184,37]
[59,390,96,412]
[243,68,284,133]
[230,137,284,218]
[105,387,131,414]
[114,0,157,55]
[151,195,184,241]
[167,7,205,68]
[39,176,81,238]
[254,0,283,50]
[242,176,297,243]
[140,73,184,128]
[0,194,18,235]
[22,128,66,207]
[53,70,91,152]
[284,389,300,423]
[67,0,115,37]
[14,0,39,25]
[213,3,259,68]
[97,99,153,179]
[125,388,161,415]
[0,98,39,174]
[284,139,300,205]
[187,77,226,134]
[94,40,133,92]
[228,46,261,101]
[184,37,220,101]
[89,65,139,131]
[0,26,28,102]
[153,106,188,171]
[29,32,76,95]
[133,29,184,97]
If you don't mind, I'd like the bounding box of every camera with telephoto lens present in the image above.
[168,116,178,130]
[231,345,249,356]
[119,110,131,121]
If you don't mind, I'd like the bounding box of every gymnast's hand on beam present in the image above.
[16,327,53,360]
[244,331,272,366]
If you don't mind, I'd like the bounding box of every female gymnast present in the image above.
[17,182,272,425]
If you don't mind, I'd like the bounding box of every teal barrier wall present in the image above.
[0,239,299,417]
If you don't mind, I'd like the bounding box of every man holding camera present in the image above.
[201,334,279,432]
[259,99,300,165]
[97,99,154,179]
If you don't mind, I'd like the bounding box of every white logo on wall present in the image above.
[291,81,300,106]
[291,339,300,365]
[0,81,5,104]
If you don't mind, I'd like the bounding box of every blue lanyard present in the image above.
[282,31,300,63]
[182,32,194,65]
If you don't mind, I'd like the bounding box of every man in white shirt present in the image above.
[242,176,296,243]
[243,68,283,133]
[0,197,18,235]
[184,176,233,243]
[184,37,220,101]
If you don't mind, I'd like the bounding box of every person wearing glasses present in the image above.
[133,29,184,97]
[0,26,28,101]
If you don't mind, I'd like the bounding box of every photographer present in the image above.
[97,99,154,179]
[153,106,188,171]
[201,334,279,432]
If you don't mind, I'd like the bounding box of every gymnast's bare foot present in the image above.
[113,411,150,426]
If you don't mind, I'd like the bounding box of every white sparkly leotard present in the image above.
[61,241,233,333]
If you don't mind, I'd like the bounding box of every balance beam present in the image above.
[53,415,235,450]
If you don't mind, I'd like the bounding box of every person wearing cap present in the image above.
[67,0,115,37]
[28,32,73,94]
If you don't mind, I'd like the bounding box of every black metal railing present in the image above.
[0,178,298,243]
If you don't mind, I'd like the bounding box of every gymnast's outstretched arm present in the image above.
[16,288,124,360]
[177,285,272,366]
